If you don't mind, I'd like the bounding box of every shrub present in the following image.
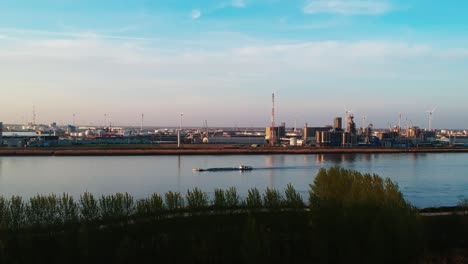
[136,193,164,216]
[213,189,226,209]
[186,188,209,210]
[225,187,240,208]
[165,191,184,211]
[246,188,262,208]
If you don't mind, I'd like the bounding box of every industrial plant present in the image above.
[0,97,467,149]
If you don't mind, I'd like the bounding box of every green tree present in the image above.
[58,193,79,224]
[27,194,60,226]
[79,192,99,222]
[308,167,422,264]
[284,183,304,209]
[99,193,135,220]
[262,188,283,209]
[0,196,8,229]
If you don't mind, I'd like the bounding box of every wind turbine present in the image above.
[426,106,437,131]
[344,106,353,123]
[344,106,352,117]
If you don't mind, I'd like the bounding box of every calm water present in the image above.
[0,153,467,208]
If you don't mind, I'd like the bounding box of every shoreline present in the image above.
[1,145,468,156]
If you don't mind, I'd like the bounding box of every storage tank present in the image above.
[321,131,331,144]
[342,132,351,146]
[289,137,297,146]
[316,131,322,146]
[85,130,94,137]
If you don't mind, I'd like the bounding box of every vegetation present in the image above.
[0,167,459,263]
[308,167,423,264]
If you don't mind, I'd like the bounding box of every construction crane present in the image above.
[270,93,275,146]
[141,113,144,133]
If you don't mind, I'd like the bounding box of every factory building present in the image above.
[345,115,357,134]
[265,123,286,143]
[421,131,437,142]
[407,127,421,138]
[342,132,358,147]
[361,126,373,145]
[334,117,342,131]
[303,126,331,145]
[316,131,343,147]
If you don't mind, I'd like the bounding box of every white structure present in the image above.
[426,106,437,131]
[289,137,297,146]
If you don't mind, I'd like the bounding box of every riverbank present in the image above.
[0,144,467,156]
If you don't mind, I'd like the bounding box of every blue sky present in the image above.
[1,0,467,128]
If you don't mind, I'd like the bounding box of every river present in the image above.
[0,153,467,208]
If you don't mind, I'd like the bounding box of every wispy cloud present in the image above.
[0,27,156,42]
[231,0,246,8]
[191,9,202,19]
[218,0,247,9]
[303,0,392,15]
[1,31,467,126]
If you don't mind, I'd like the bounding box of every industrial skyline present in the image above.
[1,102,452,131]
[1,1,467,128]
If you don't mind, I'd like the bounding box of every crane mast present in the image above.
[270,93,275,146]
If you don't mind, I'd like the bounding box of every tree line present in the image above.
[0,167,436,263]
[0,183,309,230]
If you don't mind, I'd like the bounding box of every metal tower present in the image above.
[270,93,275,146]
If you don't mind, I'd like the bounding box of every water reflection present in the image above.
[315,154,359,165]
[177,155,181,193]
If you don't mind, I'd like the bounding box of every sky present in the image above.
[1,0,467,129]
